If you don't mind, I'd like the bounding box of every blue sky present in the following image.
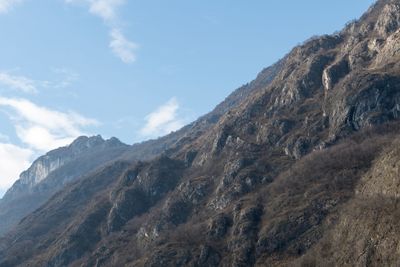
[0,0,375,195]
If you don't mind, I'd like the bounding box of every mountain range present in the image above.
[1,0,400,266]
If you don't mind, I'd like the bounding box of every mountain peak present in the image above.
[0,135,129,236]
[69,135,126,151]
[69,135,105,149]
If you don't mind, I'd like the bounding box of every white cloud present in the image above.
[110,29,137,63]
[0,1,138,64]
[88,0,124,21]
[0,0,22,13]
[140,97,185,138]
[65,0,124,22]
[0,142,32,193]
[0,70,79,94]
[65,0,137,64]
[15,125,77,152]
[0,98,98,195]
[0,72,37,93]
[0,97,98,151]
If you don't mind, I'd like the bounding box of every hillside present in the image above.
[0,62,283,239]
[1,0,400,266]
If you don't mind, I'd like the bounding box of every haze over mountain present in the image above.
[2,0,400,266]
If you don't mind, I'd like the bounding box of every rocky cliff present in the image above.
[1,0,400,266]
[0,136,129,236]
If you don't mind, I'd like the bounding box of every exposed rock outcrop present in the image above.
[0,136,129,236]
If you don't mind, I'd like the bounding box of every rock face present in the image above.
[2,0,400,266]
[0,135,129,236]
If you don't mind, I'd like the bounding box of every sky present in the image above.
[0,0,376,196]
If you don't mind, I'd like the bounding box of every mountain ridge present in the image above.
[2,0,400,266]
[0,135,129,236]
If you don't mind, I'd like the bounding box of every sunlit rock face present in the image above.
[2,135,117,199]
[0,135,129,236]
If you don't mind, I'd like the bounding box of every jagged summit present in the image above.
[70,135,105,148]
[4,135,125,197]
[69,135,126,151]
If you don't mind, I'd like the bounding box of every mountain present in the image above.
[0,59,283,240]
[2,0,400,266]
[0,136,129,236]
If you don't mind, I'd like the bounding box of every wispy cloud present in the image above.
[66,0,125,21]
[65,0,137,63]
[0,0,22,13]
[0,97,98,151]
[0,0,138,63]
[88,0,124,21]
[110,28,137,63]
[51,68,80,89]
[140,97,185,139]
[0,69,80,94]
[0,72,38,93]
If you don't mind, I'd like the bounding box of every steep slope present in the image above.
[0,136,129,236]
[122,59,284,161]
[2,0,400,266]
[292,133,400,267]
